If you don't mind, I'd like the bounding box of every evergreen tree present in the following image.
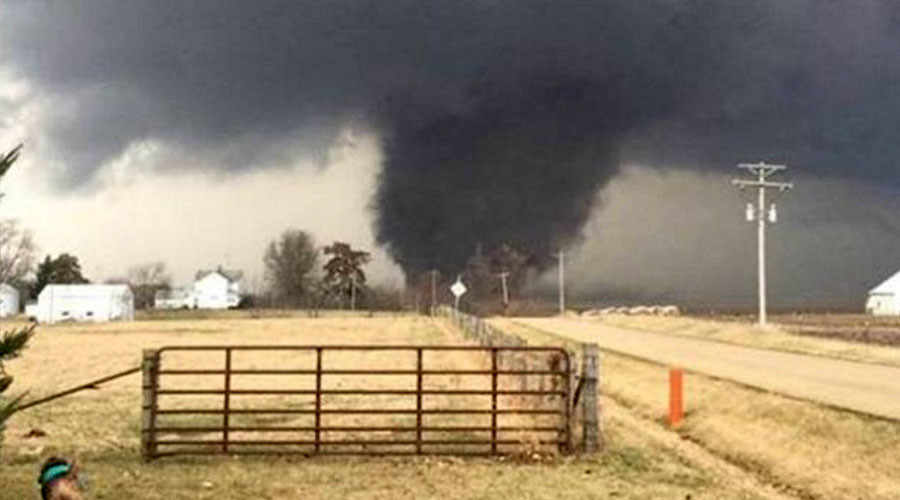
[0,325,35,451]
[322,242,370,306]
[0,145,34,452]
[33,253,89,297]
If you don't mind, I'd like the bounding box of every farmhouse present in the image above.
[155,268,242,310]
[866,269,900,315]
[0,283,20,317]
[34,284,134,324]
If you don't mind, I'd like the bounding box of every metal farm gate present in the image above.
[141,345,574,459]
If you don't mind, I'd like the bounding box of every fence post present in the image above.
[566,348,577,453]
[581,343,600,452]
[141,349,159,461]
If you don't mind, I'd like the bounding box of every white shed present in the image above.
[35,284,134,324]
[866,270,900,315]
[0,283,20,317]
[153,287,194,310]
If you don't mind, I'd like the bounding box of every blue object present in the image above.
[38,464,70,486]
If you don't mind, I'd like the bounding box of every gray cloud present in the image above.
[3,1,900,293]
[559,167,900,310]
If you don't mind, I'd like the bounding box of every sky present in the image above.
[2,1,900,308]
[0,126,405,290]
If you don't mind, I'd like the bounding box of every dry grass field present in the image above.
[495,318,900,500]
[770,313,900,346]
[581,313,900,367]
[0,315,787,499]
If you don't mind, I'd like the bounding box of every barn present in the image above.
[866,270,900,315]
[0,283,20,317]
[35,284,135,324]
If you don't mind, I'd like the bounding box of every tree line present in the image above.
[262,230,376,310]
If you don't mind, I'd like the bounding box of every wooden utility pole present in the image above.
[553,251,566,315]
[497,271,510,307]
[731,163,793,328]
[350,275,357,311]
[430,269,438,316]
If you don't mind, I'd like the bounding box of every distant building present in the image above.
[24,301,37,321]
[154,268,242,310]
[193,269,242,309]
[34,284,134,324]
[154,287,194,310]
[866,270,900,315]
[0,283,20,318]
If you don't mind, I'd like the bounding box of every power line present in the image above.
[731,162,793,328]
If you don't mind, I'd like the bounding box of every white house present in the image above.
[866,269,900,315]
[154,268,242,310]
[193,269,242,309]
[35,284,134,324]
[0,283,20,317]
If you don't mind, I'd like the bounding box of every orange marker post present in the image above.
[669,368,684,428]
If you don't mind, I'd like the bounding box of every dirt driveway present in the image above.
[516,318,900,420]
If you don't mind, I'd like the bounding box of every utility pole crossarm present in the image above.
[738,162,786,172]
[731,179,794,191]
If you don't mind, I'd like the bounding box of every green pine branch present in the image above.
[0,325,35,364]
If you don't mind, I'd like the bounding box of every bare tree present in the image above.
[0,220,35,288]
[127,262,171,309]
[264,229,319,306]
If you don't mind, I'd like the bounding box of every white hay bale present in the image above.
[660,305,681,316]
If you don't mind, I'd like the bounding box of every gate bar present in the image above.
[158,368,564,376]
[155,388,565,396]
[154,425,563,433]
[155,408,563,415]
[17,366,140,412]
[315,347,322,453]
[155,439,565,447]
[222,348,231,453]
[158,345,568,353]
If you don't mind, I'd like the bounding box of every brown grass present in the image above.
[0,315,788,499]
[581,314,900,367]
[3,316,561,456]
[496,318,900,500]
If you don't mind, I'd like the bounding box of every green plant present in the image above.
[0,325,35,449]
[0,144,34,453]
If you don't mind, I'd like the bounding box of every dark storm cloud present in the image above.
[3,1,900,279]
